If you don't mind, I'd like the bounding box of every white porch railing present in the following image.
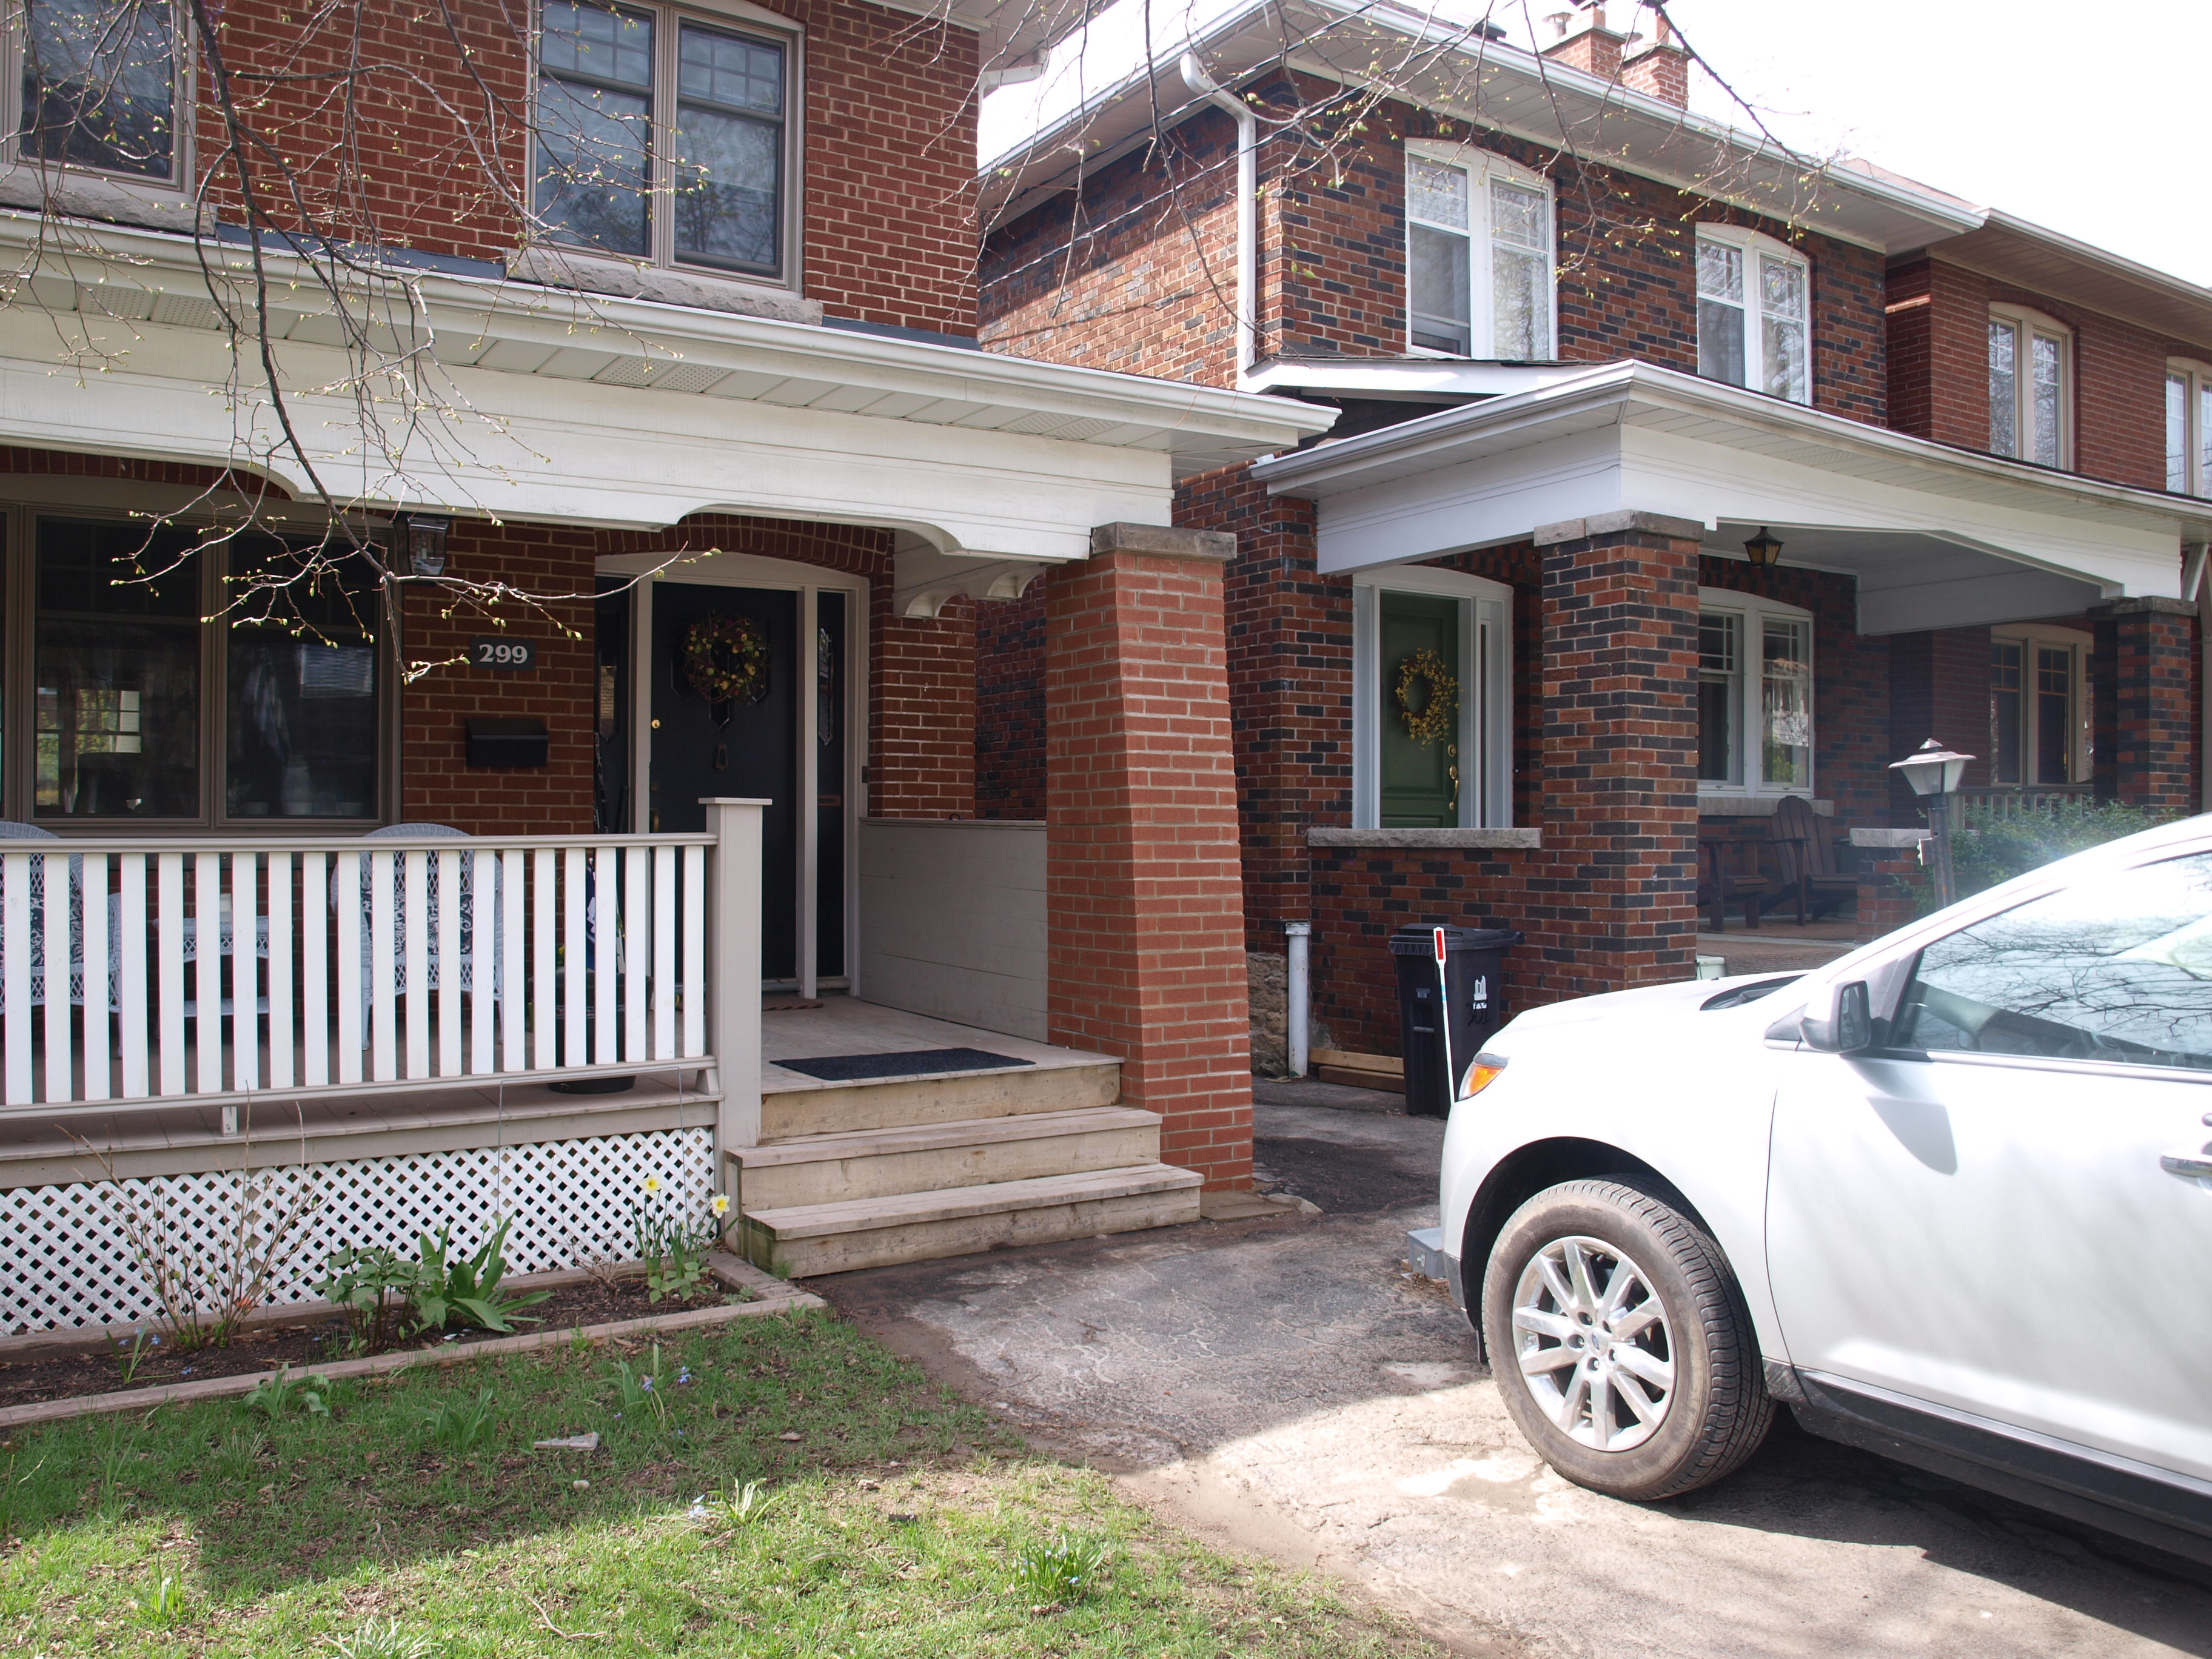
[0,802,765,1121]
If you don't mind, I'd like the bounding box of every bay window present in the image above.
[1405,148,1553,359]
[1695,227,1809,404]
[1698,589,1813,797]
[12,0,180,181]
[1988,305,2070,468]
[1352,568,1513,830]
[534,0,793,281]
[2167,360,2212,497]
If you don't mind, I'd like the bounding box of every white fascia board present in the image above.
[1243,358,1589,399]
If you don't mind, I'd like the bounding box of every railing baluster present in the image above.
[335,850,363,1086]
[592,845,617,1071]
[41,853,71,1105]
[563,846,586,1073]
[193,856,223,1093]
[267,852,293,1091]
[232,852,259,1094]
[436,847,460,1077]
[81,853,110,1102]
[652,845,676,1060]
[3,851,30,1107]
[157,853,185,1098]
[682,843,705,1059]
[370,850,397,1084]
[404,848,429,1080]
[303,851,329,1088]
[119,855,149,1099]
[623,845,649,1063]
[533,847,556,1071]
[501,848,526,1073]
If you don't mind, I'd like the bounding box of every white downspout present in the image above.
[1179,52,1256,384]
[1283,920,1312,1078]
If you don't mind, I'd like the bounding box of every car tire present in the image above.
[1480,1178,1772,1501]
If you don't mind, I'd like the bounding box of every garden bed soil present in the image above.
[0,1276,737,1411]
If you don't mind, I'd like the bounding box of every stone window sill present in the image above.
[1306,827,1542,850]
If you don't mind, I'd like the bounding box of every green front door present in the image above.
[1379,592,1462,828]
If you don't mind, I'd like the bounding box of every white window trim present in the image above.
[1989,623,2092,787]
[1696,585,1815,801]
[1988,302,2073,469]
[1694,223,1813,406]
[1403,141,1556,361]
[1352,564,1514,830]
[528,0,806,295]
[2167,357,2212,498]
[0,2,198,227]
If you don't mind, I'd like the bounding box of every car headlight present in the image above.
[1458,1052,1508,1101]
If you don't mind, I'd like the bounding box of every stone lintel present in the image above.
[2087,595,2197,620]
[1533,510,1708,547]
[1306,826,1543,850]
[1090,522,1236,561]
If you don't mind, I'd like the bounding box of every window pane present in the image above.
[1759,255,1804,320]
[1761,616,1812,789]
[541,1,653,88]
[679,22,780,114]
[2031,332,2063,466]
[1409,223,1471,354]
[1407,158,1469,229]
[1895,850,2212,1070]
[225,548,380,819]
[2033,646,2071,787]
[2199,383,2212,500]
[1988,320,2019,457]
[1758,257,1808,401]
[1698,296,1744,386]
[2170,372,2191,492]
[21,0,175,179]
[1698,612,1740,785]
[1695,240,1741,301]
[1490,244,1548,358]
[1989,640,2022,785]
[534,78,651,256]
[34,519,199,818]
[672,104,780,271]
[1489,179,1545,250]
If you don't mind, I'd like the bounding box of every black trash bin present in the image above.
[1389,923,1523,1118]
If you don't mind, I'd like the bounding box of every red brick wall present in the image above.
[976,584,1046,819]
[1986,281,2171,489]
[1887,625,1993,817]
[2093,598,2199,809]
[1885,258,1991,449]
[1045,541,1252,1188]
[876,600,977,819]
[195,0,977,335]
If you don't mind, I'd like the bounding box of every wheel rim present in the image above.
[1511,1234,1676,1452]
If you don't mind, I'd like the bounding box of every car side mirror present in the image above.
[1801,980,1873,1054]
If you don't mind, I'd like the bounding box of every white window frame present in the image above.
[2167,358,2212,498]
[1988,623,2092,788]
[0,1,196,224]
[529,0,804,293]
[1351,565,1513,830]
[1694,224,1812,405]
[1403,142,1555,361]
[1988,303,2072,469]
[1696,585,1815,801]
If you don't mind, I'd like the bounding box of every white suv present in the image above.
[1421,813,2212,1564]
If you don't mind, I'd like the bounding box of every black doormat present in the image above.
[771,1047,1034,1082]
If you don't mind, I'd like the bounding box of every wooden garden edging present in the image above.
[0,1254,822,1432]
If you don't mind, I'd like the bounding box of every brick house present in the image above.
[977,0,2212,1061]
[0,0,1335,1334]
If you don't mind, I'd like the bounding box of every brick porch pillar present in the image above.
[1535,511,1703,991]
[2091,597,2197,810]
[1046,523,1252,1190]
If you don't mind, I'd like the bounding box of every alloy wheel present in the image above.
[1511,1233,1677,1452]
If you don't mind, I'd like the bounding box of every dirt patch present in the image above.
[1254,1135,1435,1215]
[0,1277,738,1410]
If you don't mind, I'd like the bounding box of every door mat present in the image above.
[771,1047,1034,1082]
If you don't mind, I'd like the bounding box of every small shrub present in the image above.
[415,1387,497,1454]
[315,1245,415,1355]
[1010,1533,1110,1606]
[632,1182,731,1302]
[409,1219,549,1335]
[1946,799,2180,905]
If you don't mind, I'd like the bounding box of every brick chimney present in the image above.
[1621,13,1689,106]
[1541,4,1629,82]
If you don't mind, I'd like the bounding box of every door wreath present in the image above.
[1395,648,1459,745]
[682,615,769,705]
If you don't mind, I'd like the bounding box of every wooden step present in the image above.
[759,1060,1119,1139]
[733,1106,1161,1210]
[740,1163,1204,1278]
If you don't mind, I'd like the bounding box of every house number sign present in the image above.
[470,637,537,671]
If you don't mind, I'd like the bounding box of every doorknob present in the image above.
[2160,1150,2212,1180]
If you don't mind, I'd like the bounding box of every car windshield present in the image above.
[1895,849,2212,1071]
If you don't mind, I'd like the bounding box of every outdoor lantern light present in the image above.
[399,512,451,577]
[1890,738,1976,908]
[1741,526,1784,568]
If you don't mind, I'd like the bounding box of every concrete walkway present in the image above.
[817,1099,2212,1659]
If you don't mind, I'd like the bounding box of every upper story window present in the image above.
[2167,360,2212,497]
[14,0,180,181]
[1698,587,1813,796]
[534,0,792,281]
[1695,226,1809,403]
[1988,304,2070,468]
[1405,148,1553,360]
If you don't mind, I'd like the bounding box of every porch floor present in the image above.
[1697,917,1871,975]
[760,997,1111,1095]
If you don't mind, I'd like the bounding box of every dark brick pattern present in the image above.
[976,583,1047,819]
[2093,600,2199,809]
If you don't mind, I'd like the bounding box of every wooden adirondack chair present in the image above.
[1698,833,1773,932]
[1767,794,1855,923]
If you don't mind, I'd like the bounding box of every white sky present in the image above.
[982,0,2212,286]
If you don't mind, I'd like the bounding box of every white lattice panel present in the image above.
[4,1127,714,1336]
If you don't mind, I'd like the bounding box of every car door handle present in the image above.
[2160,1151,2212,1180]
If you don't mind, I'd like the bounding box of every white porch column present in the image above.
[703,798,767,1193]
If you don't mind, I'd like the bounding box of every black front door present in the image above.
[651,582,798,979]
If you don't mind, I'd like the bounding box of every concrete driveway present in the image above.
[817,1095,2212,1659]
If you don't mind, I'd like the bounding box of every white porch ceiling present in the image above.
[1703,524,2106,635]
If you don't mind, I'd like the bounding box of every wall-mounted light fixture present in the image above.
[397,512,452,577]
[1741,526,1784,569]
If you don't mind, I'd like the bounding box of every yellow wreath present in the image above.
[682,615,769,705]
[1395,648,1459,746]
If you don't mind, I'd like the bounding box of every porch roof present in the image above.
[1250,360,2212,634]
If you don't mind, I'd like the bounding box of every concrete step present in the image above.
[741,1162,1204,1278]
[759,1059,1119,1139]
[733,1106,1161,1210]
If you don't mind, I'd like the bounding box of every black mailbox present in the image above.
[466,717,549,769]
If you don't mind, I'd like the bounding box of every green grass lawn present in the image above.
[0,1310,1436,1657]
